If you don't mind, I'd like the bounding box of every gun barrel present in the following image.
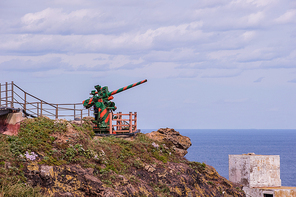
[108,79,147,96]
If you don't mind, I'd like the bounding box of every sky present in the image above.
[0,0,296,129]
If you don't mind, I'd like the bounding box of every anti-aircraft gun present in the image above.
[82,79,147,133]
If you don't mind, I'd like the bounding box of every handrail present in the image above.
[0,81,91,122]
[109,112,137,134]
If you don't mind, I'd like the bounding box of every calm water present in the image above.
[141,129,296,186]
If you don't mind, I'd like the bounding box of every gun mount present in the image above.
[82,79,147,134]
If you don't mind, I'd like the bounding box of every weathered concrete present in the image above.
[243,186,296,197]
[229,153,296,197]
[229,153,281,188]
[0,111,24,135]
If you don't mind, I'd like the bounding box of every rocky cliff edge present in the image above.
[0,117,245,197]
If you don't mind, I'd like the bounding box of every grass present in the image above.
[0,131,45,197]
[189,161,207,173]
[0,117,189,196]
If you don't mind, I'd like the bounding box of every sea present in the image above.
[141,129,296,187]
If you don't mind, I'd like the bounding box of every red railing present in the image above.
[109,112,137,134]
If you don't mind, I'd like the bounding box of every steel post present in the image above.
[55,104,58,119]
[11,81,14,108]
[5,82,8,107]
[24,92,27,111]
[134,112,137,132]
[129,112,132,133]
[37,102,39,117]
[40,101,43,116]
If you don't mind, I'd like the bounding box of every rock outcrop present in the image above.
[25,162,110,197]
[1,117,244,197]
[145,128,192,156]
[25,160,245,197]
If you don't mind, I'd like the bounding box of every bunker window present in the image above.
[264,194,273,197]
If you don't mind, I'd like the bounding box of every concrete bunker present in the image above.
[229,153,296,197]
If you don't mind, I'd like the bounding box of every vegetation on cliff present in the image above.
[0,117,245,197]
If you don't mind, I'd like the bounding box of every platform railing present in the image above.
[109,112,137,134]
[0,81,91,121]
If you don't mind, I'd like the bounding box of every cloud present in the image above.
[236,47,282,63]
[201,69,243,78]
[246,11,265,26]
[0,57,69,72]
[143,48,204,64]
[275,9,296,24]
[116,62,147,70]
[168,70,199,79]
[75,64,111,71]
[0,0,295,75]
[253,77,264,82]
[19,8,128,35]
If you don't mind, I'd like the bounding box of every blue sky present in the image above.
[0,0,296,129]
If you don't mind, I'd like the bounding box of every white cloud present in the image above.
[19,8,127,35]
[246,11,265,25]
[275,9,296,23]
[241,31,256,41]
[1,0,296,129]
[0,57,69,72]
[201,69,243,78]
[253,77,264,82]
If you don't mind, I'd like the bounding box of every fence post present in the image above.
[80,109,83,125]
[24,92,27,111]
[109,111,113,134]
[129,112,132,133]
[11,81,14,108]
[117,112,122,131]
[40,101,43,116]
[5,82,8,107]
[88,108,90,116]
[37,102,39,117]
[134,112,137,132]
[74,104,76,119]
[55,104,58,119]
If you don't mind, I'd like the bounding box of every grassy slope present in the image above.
[0,117,244,197]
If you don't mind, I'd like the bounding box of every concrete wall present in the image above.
[229,154,281,188]
[243,187,296,197]
[274,188,296,197]
[0,112,24,135]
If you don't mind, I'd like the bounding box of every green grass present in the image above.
[189,161,207,173]
[0,117,188,196]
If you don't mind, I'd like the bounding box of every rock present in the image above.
[145,128,192,156]
[83,116,95,120]
[25,164,105,196]
[174,148,188,157]
[144,165,156,172]
[55,192,73,197]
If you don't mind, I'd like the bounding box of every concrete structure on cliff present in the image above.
[229,153,296,197]
[0,107,24,135]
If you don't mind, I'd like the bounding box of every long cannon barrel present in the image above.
[108,79,147,96]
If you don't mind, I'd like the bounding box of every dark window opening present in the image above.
[264,194,273,197]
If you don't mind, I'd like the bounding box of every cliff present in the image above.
[0,117,245,197]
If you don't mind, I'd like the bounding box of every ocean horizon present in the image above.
[141,129,296,187]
